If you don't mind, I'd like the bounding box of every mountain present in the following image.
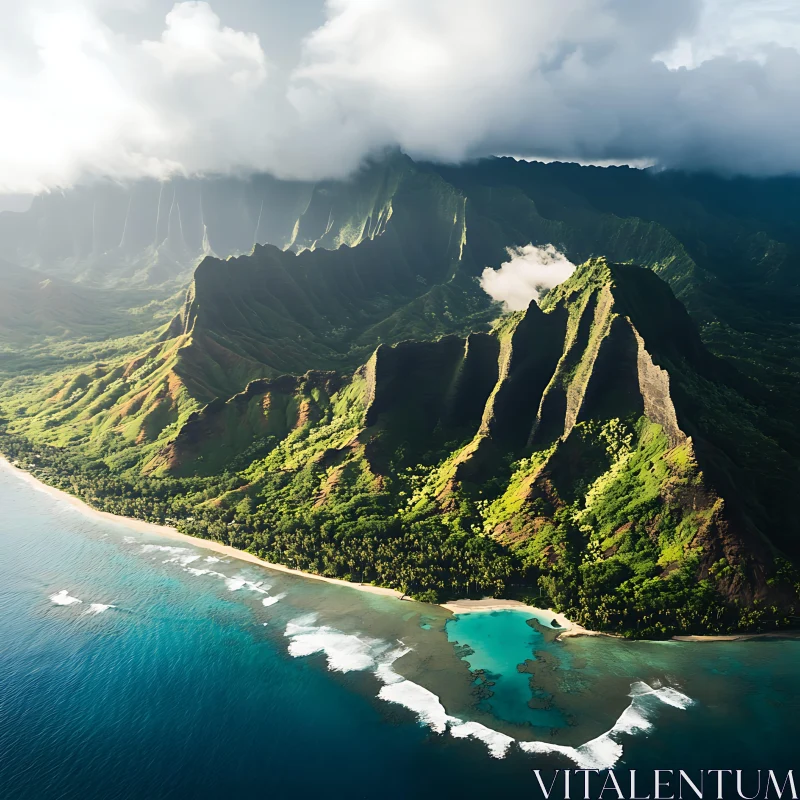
[0,159,492,467]
[3,259,797,636]
[152,259,797,629]
[1,155,799,636]
[0,154,423,289]
[432,159,800,421]
[5,155,798,407]
[0,154,471,396]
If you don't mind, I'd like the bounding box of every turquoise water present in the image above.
[446,610,568,728]
[1,464,799,798]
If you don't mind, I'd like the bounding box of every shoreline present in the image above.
[439,598,602,638]
[0,457,581,628]
[0,457,402,600]
[4,457,797,643]
[671,631,800,642]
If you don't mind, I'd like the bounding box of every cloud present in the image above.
[289,0,800,176]
[2,0,800,192]
[479,244,576,311]
[142,2,267,85]
[0,1,277,192]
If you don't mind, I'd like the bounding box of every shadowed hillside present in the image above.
[0,154,423,288]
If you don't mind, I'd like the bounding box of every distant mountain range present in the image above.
[1,154,798,636]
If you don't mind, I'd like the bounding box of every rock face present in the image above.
[633,329,685,448]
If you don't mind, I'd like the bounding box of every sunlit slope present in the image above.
[0,165,486,464]
[435,158,800,415]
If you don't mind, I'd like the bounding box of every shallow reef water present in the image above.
[1,466,798,799]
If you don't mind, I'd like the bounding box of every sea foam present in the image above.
[518,680,694,769]
[140,544,204,567]
[83,603,115,615]
[141,544,187,556]
[50,590,82,606]
[449,720,515,759]
[140,544,202,568]
[283,617,694,763]
[262,593,287,607]
[378,679,451,733]
[224,576,270,593]
[285,617,390,672]
[285,618,514,757]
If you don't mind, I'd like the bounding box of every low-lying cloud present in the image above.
[479,244,575,311]
[2,0,800,192]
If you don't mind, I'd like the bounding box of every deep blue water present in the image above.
[1,464,799,799]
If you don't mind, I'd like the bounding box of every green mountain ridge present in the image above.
[152,260,797,624]
[4,259,796,636]
[2,155,799,636]
[167,163,471,395]
[0,154,421,289]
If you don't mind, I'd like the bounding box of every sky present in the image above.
[1,0,800,193]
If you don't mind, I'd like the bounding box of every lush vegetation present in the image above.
[2,156,799,638]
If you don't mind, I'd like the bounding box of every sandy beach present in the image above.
[9,456,793,643]
[1,457,608,632]
[1,457,580,626]
[439,598,601,638]
[672,631,800,642]
[0,456,403,600]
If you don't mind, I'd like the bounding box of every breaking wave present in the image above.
[184,567,224,578]
[285,615,391,672]
[83,603,115,615]
[518,680,694,769]
[284,617,692,762]
[262,593,287,607]
[138,543,277,602]
[49,589,82,606]
[140,544,202,568]
[49,592,116,616]
[224,576,269,593]
[140,544,187,556]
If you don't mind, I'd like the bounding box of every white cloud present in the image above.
[1,0,800,192]
[0,1,276,192]
[288,0,800,176]
[479,244,575,311]
[142,2,267,85]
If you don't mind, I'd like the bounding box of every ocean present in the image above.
[0,463,797,799]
